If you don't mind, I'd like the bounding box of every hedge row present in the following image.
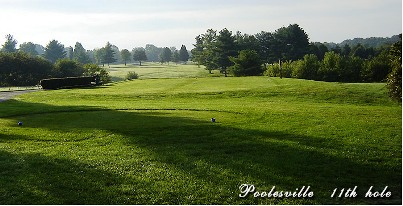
[40,76,95,89]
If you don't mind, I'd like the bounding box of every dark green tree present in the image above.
[43,40,67,63]
[200,29,218,73]
[179,45,189,63]
[255,31,275,66]
[172,50,180,64]
[235,32,260,53]
[94,48,106,66]
[73,42,91,64]
[120,49,131,66]
[53,59,84,77]
[132,48,147,66]
[387,35,402,101]
[215,28,237,77]
[103,42,117,67]
[1,34,17,53]
[191,35,204,67]
[159,47,172,64]
[19,42,38,56]
[273,24,310,61]
[229,50,263,76]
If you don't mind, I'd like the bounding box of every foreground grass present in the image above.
[0,77,401,204]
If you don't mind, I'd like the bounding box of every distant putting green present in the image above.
[0,76,401,204]
[107,62,218,81]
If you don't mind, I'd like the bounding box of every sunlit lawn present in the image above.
[0,76,401,204]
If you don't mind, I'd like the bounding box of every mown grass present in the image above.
[0,77,401,204]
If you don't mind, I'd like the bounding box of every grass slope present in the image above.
[0,77,401,204]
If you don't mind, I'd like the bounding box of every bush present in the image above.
[83,64,111,84]
[0,52,53,86]
[126,71,139,80]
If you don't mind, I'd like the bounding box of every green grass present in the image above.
[0,77,401,204]
[107,62,218,81]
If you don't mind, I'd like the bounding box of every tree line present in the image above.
[190,25,401,100]
[0,35,190,87]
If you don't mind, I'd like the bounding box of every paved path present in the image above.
[0,90,39,102]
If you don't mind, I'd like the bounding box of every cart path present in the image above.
[0,90,39,103]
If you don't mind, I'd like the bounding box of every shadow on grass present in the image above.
[0,101,401,204]
[0,150,128,204]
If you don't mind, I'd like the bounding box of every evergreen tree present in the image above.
[191,35,204,67]
[179,45,189,63]
[215,28,237,76]
[229,50,263,76]
[1,34,17,53]
[159,47,172,64]
[103,42,117,66]
[19,42,38,56]
[73,42,91,64]
[43,40,67,63]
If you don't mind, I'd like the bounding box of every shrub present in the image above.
[229,50,263,77]
[83,64,111,84]
[0,52,53,86]
[126,71,139,80]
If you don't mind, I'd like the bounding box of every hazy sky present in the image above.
[0,0,401,50]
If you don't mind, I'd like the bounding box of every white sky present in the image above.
[0,0,401,50]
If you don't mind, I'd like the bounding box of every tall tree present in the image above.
[120,49,131,66]
[132,48,147,66]
[73,42,91,64]
[94,48,106,66]
[145,44,162,62]
[103,42,116,67]
[387,34,402,101]
[179,45,189,63]
[159,47,172,64]
[273,24,310,61]
[43,40,66,63]
[215,28,237,77]
[172,50,180,64]
[1,34,17,53]
[255,31,275,66]
[19,42,38,56]
[191,35,204,67]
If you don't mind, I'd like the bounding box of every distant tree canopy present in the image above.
[19,42,39,56]
[120,49,131,66]
[159,47,172,64]
[192,24,310,76]
[73,42,91,64]
[132,48,147,66]
[43,40,67,63]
